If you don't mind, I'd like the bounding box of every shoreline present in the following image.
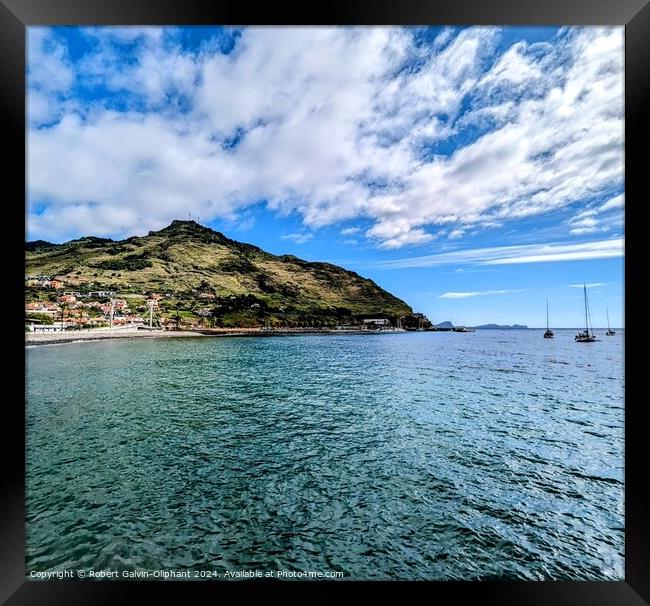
[26,326,606,347]
[25,326,406,346]
[25,328,207,346]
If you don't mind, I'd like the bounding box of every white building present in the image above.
[26,324,64,333]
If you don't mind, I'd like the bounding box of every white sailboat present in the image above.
[606,308,615,336]
[575,284,597,342]
[543,298,554,338]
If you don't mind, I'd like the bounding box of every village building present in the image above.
[363,318,391,326]
[87,291,116,298]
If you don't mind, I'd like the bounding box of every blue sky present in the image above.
[26,26,624,327]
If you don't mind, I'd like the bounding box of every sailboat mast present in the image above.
[546,298,549,331]
[583,284,589,333]
[607,308,611,331]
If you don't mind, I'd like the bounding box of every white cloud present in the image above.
[280,232,313,244]
[477,40,543,89]
[569,216,600,235]
[375,237,624,269]
[82,26,168,45]
[79,28,198,107]
[599,194,624,212]
[28,28,75,92]
[364,27,624,246]
[366,219,436,249]
[485,243,623,265]
[27,28,75,125]
[27,26,624,246]
[569,282,606,288]
[439,289,514,299]
[569,226,602,235]
[340,226,362,235]
[568,193,625,235]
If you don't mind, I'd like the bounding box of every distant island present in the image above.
[472,323,529,330]
[434,321,454,329]
[433,321,528,331]
[26,220,424,331]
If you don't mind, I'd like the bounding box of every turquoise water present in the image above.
[26,330,624,580]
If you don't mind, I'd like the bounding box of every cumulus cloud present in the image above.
[27,26,624,245]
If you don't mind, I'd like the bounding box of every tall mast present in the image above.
[583,284,589,333]
[607,308,611,331]
[546,298,549,331]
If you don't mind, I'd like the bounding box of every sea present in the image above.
[25,329,625,580]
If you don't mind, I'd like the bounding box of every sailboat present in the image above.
[543,298,554,338]
[606,308,616,336]
[575,284,597,342]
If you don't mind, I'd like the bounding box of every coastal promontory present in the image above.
[26,220,412,328]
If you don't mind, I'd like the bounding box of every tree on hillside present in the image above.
[59,303,69,330]
[173,304,182,331]
[26,312,54,325]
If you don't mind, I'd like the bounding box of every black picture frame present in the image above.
[2,1,646,602]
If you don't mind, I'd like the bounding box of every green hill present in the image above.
[25,220,412,327]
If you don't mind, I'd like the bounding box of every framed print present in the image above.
[2,0,647,603]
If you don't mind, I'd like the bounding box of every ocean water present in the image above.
[26,329,624,580]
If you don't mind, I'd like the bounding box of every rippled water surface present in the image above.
[26,330,624,579]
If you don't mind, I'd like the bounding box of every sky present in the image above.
[26,26,625,328]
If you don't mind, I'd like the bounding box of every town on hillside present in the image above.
[25,274,435,333]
